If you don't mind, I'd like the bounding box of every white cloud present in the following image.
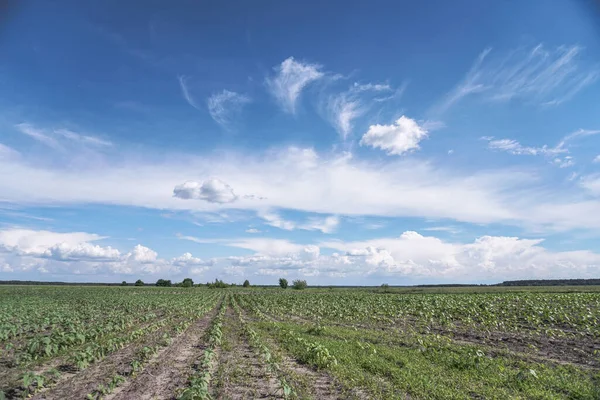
[2,228,599,282]
[126,244,158,263]
[207,90,251,128]
[258,211,339,233]
[178,75,202,110]
[1,263,14,272]
[0,229,105,256]
[189,230,600,281]
[245,228,261,234]
[174,179,238,203]
[484,128,599,167]
[360,116,428,155]
[437,44,599,112]
[0,144,20,160]
[15,124,112,150]
[594,155,600,163]
[579,174,600,196]
[53,129,112,147]
[0,229,178,277]
[300,215,339,234]
[259,210,296,230]
[266,57,324,114]
[326,82,393,140]
[172,252,214,267]
[4,143,600,231]
[44,242,120,261]
[16,124,63,150]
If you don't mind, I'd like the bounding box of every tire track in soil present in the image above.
[30,316,189,400]
[236,304,359,400]
[2,317,171,399]
[214,307,281,399]
[105,303,221,400]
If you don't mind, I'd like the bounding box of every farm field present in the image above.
[0,286,599,399]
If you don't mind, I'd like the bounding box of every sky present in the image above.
[1,0,600,285]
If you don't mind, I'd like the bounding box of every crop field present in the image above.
[0,286,599,399]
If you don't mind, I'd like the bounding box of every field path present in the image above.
[235,303,357,400]
[106,304,220,400]
[213,307,282,399]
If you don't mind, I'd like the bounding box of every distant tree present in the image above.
[380,283,390,293]
[134,279,144,286]
[279,278,288,289]
[182,278,194,288]
[156,279,172,287]
[208,279,229,289]
[121,281,128,286]
[243,279,250,287]
[292,279,307,290]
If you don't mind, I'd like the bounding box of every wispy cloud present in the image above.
[207,90,251,128]
[326,81,394,140]
[0,143,20,160]
[16,123,63,150]
[593,155,600,163]
[484,128,600,167]
[178,75,202,110]
[15,124,112,150]
[437,44,599,112]
[422,226,462,234]
[266,57,324,114]
[258,210,339,234]
[54,129,112,147]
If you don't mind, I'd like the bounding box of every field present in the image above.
[0,286,599,399]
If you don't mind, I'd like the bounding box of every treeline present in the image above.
[498,279,600,286]
[0,280,124,286]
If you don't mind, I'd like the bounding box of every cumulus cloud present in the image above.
[266,57,324,114]
[360,116,428,155]
[207,90,251,128]
[174,179,238,203]
[2,227,599,283]
[0,229,177,277]
[188,230,600,282]
[125,244,158,263]
[245,228,261,234]
[172,252,214,267]
[0,229,105,256]
[44,242,120,261]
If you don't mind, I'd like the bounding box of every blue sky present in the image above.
[1,0,600,285]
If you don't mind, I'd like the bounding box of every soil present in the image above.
[213,307,282,399]
[30,319,181,400]
[105,309,217,400]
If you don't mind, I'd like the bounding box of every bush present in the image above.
[134,279,144,286]
[279,278,288,289]
[292,279,307,290]
[243,279,250,287]
[120,281,128,286]
[182,278,194,288]
[156,279,172,287]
